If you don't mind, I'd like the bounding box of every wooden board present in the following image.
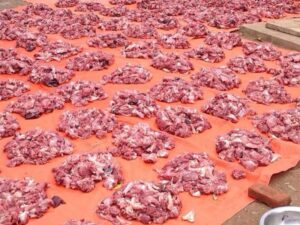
[266,18,300,37]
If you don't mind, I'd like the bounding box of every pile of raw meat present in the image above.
[0,79,29,100]
[0,112,20,139]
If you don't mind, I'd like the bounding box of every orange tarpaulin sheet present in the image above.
[1,1,300,225]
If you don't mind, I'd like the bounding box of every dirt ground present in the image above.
[1,1,299,224]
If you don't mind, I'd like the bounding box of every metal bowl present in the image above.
[260,206,300,225]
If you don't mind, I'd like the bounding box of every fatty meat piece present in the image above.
[242,42,282,61]
[98,17,129,31]
[186,45,225,63]
[0,79,29,100]
[204,32,242,50]
[122,40,161,59]
[53,152,123,192]
[123,23,158,39]
[155,106,211,138]
[4,128,73,167]
[58,108,117,139]
[216,129,274,171]
[16,31,48,52]
[87,33,128,48]
[228,55,267,74]
[110,90,158,118]
[62,220,102,225]
[55,0,79,8]
[157,152,228,196]
[0,112,20,139]
[157,33,190,49]
[231,169,246,180]
[178,22,208,38]
[110,123,175,163]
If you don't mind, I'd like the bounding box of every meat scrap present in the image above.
[202,93,254,123]
[252,109,300,144]
[66,51,114,71]
[232,169,246,180]
[191,67,241,91]
[0,177,53,225]
[55,0,79,8]
[4,128,73,167]
[0,112,20,139]
[0,79,29,100]
[109,0,136,5]
[62,220,102,225]
[96,181,181,225]
[204,32,242,50]
[216,129,275,171]
[186,46,225,63]
[60,23,96,40]
[34,40,82,62]
[100,5,128,17]
[156,106,211,138]
[123,23,158,39]
[75,2,105,12]
[16,31,48,52]
[98,17,129,31]
[157,152,228,196]
[157,33,190,49]
[228,55,267,74]
[87,33,128,48]
[242,42,282,61]
[58,108,116,139]
[110,90,158,118]
[57,80,107,107]
[150,77,203,103]
[244,77,292,105]
[110,123,175,163]
[151,53,194,74]
[122,40,161,59]
[178,22,208,38]
[103,64,152,84]
[146,15,179,31]
[53,152,123,192]
[6,91,65,119]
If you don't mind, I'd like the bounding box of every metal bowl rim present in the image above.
[259,206,300,225]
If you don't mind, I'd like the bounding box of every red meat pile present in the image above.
[0,79,29,100]
[98,17,129,31]
[186,45,225,63]
[146,14,179,30]
[179,22,208,38]
[242,42,282,61]
[231,169,246,180]
[157,33,190,49]
[55,0,79,8]
[0,112,20,139]
[60,23,96,40]
[123,23,158,39]
[16,31,48,52]
[87,33,128,48]
[62,220,101,225]
[122,40,161,59]
[228,55,267,74]
[109,0,137,5]
[75,2,105,12]
[204,32,242,50]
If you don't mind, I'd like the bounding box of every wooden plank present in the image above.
[266,18,300,37]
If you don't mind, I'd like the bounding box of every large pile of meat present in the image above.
[0,79,29,100]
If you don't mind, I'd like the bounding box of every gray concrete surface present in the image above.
[0,0,27,9]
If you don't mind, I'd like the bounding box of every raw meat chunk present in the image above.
[87,33,128,48]
[100,5,128,17]
[151,53,193,74]
[232,169,246,180]
[150,77,203,103]
[216,129,275,171]
[57,80,107,106]
[66,51,114,71]
[62,220,101,225]
[110,90,158,118]
[242,42,282,61]
[146,15,179,30]
[0,112,20,139]
[186,45,225,63]
[16,31,48,52]
[202,93,253,123]
[58,108,116,139]
[0,79,29,100]
[55,0,79,8]
[157,33,190,49]
[123,23,158,39]
[74,12,100,26]
[103,64,152,84]
[280,52,300,66]
[98,17,129,31]
[60,23,96,40]
[157,152,228,196]
[6,91,65,119]
[244,77,292,105]
[156,106,211,138]
[228,55,267,74]
[208,12,240,29]
[75,2,105,12]
[252,109,300,144]
[97,181,181,225]
[109,0,136,5]
[0,26,27,41]
[204,32,242,50]
[53,152,123,192]
[23,3,54,16]
[29,65,74,87]
[191,67,241,91]
[110,123,175,163]
[34,40,82,62]
[179,22,208,38]
[122,40,161,59]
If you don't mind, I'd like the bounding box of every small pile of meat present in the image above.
[149,77,203,103]
[244,77,292,105]
[55,0,79,8]
[100,5,128,17]
[53,152,123,192]
[186,45,225,63]
[204,32,242,50]
[57,80,107,106]
[58,108,117,139]
[29,65,74,87]
[155,106,211,138]
[34,40,82,62]
[16,31,48,52]
[98,17,129,31]
[66,51,114,71]
[123,23,157,39]
[4,128,73,167]
[157,33,190,49]
[6,91,65,119]
[232,169,246,180]
[122,40,161,59]
[151,53,193,74]
[109,0,136,5]
[75,2,105,12]
[110,123,175,163]
[62,220,101,225]
[0,112,20,139]
[202,93,253,123]
[87,33,128,48]
[216,129,275,171]
[0,48,34,75]
[0,177,53,225]
[96,181,181,225]
[191,67,241,91]
[60,23,96,40]
[103,64,152,84]
[178,22,208,38]
[0,79,29,100]
[228,55,267,74]
[110,90,158,118]
[242,42,282,61]
[252,108,300,144]
[145,15,179,30]
[157,152,228,196]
